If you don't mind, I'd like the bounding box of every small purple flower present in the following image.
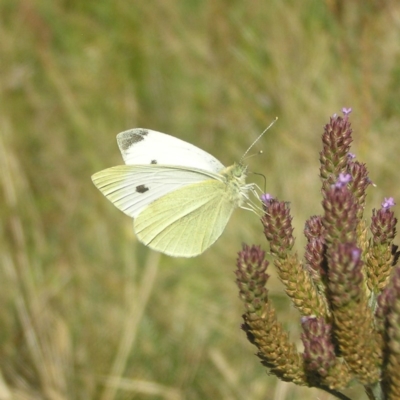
[347,153,356,160]
[351,248,361,262]
[261,193,274,203]
[382,197,396,210]
[342,107,352,116]
[334,173,352,188]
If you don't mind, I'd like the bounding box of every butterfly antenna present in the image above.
[242,150,263,162]
[240,117,278,162]
[253,171,267,193]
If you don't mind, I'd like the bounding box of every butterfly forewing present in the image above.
[117,129,225,173]
[134,180,237,257]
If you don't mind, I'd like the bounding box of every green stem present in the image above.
[365,382,383,400]
[317,385,352,400]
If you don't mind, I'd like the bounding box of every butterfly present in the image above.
[91,128,265,257]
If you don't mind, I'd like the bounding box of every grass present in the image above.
[1,0,400,399]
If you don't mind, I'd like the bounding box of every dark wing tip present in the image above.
[117,128,149,151]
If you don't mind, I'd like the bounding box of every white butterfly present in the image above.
[91,128,262,257]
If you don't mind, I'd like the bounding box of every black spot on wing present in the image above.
[151,160,157,164]
[136,184,149,193]
[118,129,149,150]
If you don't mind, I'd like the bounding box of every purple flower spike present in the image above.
[342,107,352,116]
[301,317,336,378]
[319,112,353,191]
[334,173,352,188]
[382,197,396,209]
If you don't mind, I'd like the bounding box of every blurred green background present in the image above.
[1,1,400,399]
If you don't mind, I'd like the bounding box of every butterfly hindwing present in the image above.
[134,180,235,257]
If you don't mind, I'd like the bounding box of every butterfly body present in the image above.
[92,129,255,257]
